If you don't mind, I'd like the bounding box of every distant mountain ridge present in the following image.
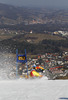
[0,3,68,29]
[0,3,18,19]
[0,3,40,25]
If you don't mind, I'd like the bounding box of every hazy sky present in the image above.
[0,0,68,8]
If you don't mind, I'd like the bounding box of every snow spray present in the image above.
[0,52,16,80]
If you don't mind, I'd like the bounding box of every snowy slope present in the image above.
[0,77,68,100]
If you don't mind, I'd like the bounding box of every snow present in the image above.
[0,77,68,100]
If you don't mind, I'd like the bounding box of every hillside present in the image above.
[0,33,66,43]
[0,3,68,54]
[0,33,68,54]
[12,33,66,43]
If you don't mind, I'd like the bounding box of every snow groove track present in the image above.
[0,78,68,100]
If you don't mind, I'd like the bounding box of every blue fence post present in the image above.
[16,49,18,78]
[25,49,28,78]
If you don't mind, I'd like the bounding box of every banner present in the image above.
[17,54,27,63]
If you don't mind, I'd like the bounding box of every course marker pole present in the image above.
[25,49,28,78]
[16,49,18,78]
